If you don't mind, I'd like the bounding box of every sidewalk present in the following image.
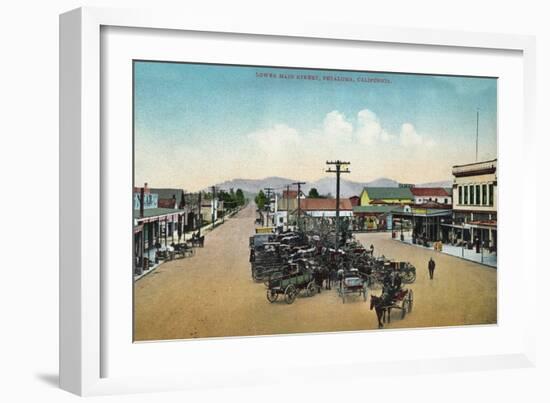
[134,207,244,281]
[396,232,497,268]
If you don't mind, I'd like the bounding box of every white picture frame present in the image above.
[59,6,537,396]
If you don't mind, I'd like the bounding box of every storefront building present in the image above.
[448,158,498,252]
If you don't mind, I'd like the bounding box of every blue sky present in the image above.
[134,61,497,191]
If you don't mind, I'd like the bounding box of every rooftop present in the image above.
[298,198,353,211]
[149,188,184,200]
[410,187,450,197]
[362,187,414,200]
[353,205,396,214]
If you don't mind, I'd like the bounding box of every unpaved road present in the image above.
[134,203,496,341]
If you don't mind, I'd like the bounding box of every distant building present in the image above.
[298,198,353,218]
[352,205,395,231]
[410,187,451,206]
[359,187,414,206]
[149,187,186,209]
[200,198,223,223]
[274,197,299,228]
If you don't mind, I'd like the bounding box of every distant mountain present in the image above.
[213,176,399,198]
[212,176,453,198]
[365,177,400,188]
[302,177,399,198]
[212,176,298,196]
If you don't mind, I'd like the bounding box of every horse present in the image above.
[314,266,331,290]
[370,295,390,328]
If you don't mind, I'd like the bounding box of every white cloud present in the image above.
[247,124,301,152]
[245,111,434,167]
[399,122,435,148]
[356,109,393,145]
[321,110,353,142]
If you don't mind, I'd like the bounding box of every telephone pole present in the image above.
[326,160,350,248]
[264,187,274,227]
[197,191,202,237]
[285,184,290,231]
[292,181,306,231]
[211,186,217,229]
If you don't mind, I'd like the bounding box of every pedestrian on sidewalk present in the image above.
[428,257,436,280]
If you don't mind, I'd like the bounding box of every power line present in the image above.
[326,160,350,248]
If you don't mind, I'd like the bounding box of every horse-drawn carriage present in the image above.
[337,269,368,303]
[370,288,414,328]
[190,234,205,248]
[265,265,316,304]
[367,259,416,288]
[171,242,195,259]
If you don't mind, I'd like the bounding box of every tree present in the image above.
[235,189,245,206]
[308,188,320,198]
[255,190,267,210]
[255,190,265,209]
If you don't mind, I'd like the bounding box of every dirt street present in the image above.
[134,204,496,341]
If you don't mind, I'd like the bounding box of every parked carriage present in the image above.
[190,234,205,247]
[368,259,416,288]
[265,265,316,304]
[337,269,368,303]
[171,242,195,259]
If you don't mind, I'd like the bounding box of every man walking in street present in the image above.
[428,257,436,280]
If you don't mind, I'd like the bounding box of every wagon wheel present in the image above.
[284,284,297,304]
[307,281,317,297]
[266,289,278,303]
[401,300,408,319]
[407,290,413,312]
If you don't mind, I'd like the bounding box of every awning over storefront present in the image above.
[134,208,186,224]
[442,221,497,230]
[391,207,452,218]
